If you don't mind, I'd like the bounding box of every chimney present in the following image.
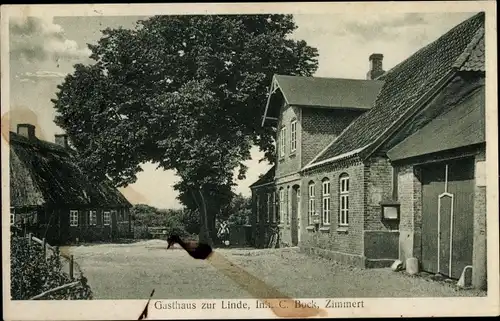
[366,53,385,80]
[55,134,69,148]
[17,124,36,140]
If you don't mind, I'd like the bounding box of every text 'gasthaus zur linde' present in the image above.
[153,299,365,311]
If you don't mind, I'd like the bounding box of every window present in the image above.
[10,213,14,225]
[111,209,117,223]
[70,210,79,227]
[322,179,331,225]
[286,187,290,224]
[279,188,285,223]
[279,127,286,158]
[297,187,301,223]
[339,174,349,226]
[256,195,260,223]
[272,192,277,223]
[103,211,111,226]
[118,209,123,222]
[89,210,97,226]
[267,193,271,222]
[290,120,297,152]
[308,182,315,225]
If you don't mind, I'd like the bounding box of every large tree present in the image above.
[52,15,319,245]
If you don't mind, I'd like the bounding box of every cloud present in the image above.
[15,70,67,83]
[9,16,91,62]
[333,13,427,40]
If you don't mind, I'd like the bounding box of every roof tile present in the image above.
[309,12,485,166]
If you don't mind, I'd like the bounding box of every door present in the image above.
[420,158,475,279]
[297,188,301,244]
[290,185,300,246]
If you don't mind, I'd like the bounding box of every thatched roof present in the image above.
[9,131,131,209]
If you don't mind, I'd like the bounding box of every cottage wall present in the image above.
[362,156,400,267]
[300,159,366,267]
[396,164,423,263]
[251,184,279,248]
[473,148,487,289]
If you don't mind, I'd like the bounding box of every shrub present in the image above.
[10,236,93,300]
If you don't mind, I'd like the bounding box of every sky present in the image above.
[7,12,476,209]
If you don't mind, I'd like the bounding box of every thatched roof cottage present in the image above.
[9,124,132,244]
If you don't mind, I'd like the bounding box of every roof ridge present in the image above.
[379,12,484,80]
[306,11,484,167]
[452,27,485,70]
[275,74,382,82]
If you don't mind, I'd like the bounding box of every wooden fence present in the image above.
[26,233,83,300]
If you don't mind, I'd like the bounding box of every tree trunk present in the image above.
[194,188,213,246]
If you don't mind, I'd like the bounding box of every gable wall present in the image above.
[301,108,362,166]
[379,73,484,155]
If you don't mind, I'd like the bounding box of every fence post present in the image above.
[69,255,74,280]
[28,233,32,246]
[42,238,46,259]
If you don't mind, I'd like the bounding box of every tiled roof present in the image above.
[249,165,275,188]
[307,12,485,167]
[459,28,485,72]
[273,75,384,109]
[387,86,485,161]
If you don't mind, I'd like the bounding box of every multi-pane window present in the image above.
[267,193,271,222]
[89,210,97,226]
[279,127,286,157]
[103,211,111,226]
[322,179,331,225]
[308,182,315,225]
[297,187,301,224]
[286,187,290,224]
[111,209,117,223]
[279,188,285,223]
[272,192,277,223]
[256,195,260,223]
[290,120,297,152]
[339,174,350,226]
[70,210,79,227]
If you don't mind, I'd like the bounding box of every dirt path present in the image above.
[67,240,486,299]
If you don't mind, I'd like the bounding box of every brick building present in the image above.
[251,12,486,289]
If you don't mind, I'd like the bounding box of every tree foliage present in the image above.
[52,15,319,243]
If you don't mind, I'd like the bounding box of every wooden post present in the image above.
[28,233,32,246]
[42,238,46,258]
[69,255,74,280]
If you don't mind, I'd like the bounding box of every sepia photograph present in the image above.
[1,2,498,320]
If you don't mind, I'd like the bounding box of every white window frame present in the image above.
[290,120,297,152]
[279,188,285,223]
[89,210,97,226]
[339,175,349,226]
[308,183,315,225]
[256,195,260,223]
[266,193,271,222]
[286,187,290,224]
[70,210,79,227]
[322,179,331,225]
[279,127,286,158]
[103,211,111,226]
[272,192,277,223]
